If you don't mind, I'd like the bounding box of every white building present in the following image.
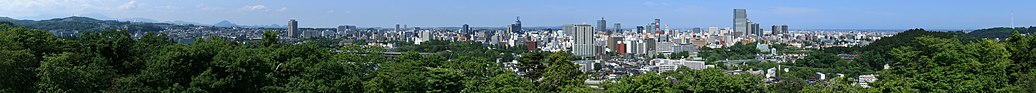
[572,24,595,58]
[649,59,707,72]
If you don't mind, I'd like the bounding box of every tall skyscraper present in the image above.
[395,23,400,32]
[564,24,575,36]
[692,27,702,34]
[614,23,621,33]
[510,16,523,34]
[771,25,780,35]
[597,17,608,33]
[751,23,760,36]
[654,19,662,34]
[636,26,644,33]
[573,24,595,57]
[463,24,470,34]
[733,9,748,38]
[781,25,789,34]
[288,19,297,38]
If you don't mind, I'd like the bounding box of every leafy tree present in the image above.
[799,76,877,93]
[667,68,763,93]
[478,73,536,93]
[425,67,465,93]
[516,52,546,79]
[538,51,585,92]
[35,52,114,92]
[364,51,429,92]
[261,30,278,47]
[188,43,274,92]
[602,73,678,93]
[874,36,1014,92]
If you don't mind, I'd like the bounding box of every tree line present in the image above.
[2,24,1035,92]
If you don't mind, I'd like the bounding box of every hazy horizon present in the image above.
[3,0,1034,29]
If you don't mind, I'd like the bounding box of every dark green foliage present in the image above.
[873,36,1016,92]
[857,29,970,71]
[537,51,585,92]
[670,51,690,59]
[967,27,1036,38]
[4,24,1036,93]
[0,17,170,33]
[699,42,760,62]
[601,72,678,93]
[261,30,278,47]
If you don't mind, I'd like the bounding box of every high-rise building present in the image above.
[608,36,623,52]
[510,16,523,34]
[781,25,789,34]
[654,19,662,34]
[708,27,719,35]
[614,23,621,33]
[751,23,760,36]
[395,24,400,32]
[597,17,608,33]
[771,25,781,35]
[692,27,702,34]
[339,25,356,36]
[463,24,470,34]
[636,26,645,33]
[733,9,748,38]
[563,24,575,36]
[572,24,595,58]
[288,19,298,38]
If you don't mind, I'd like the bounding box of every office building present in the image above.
[751,23,760,36]
[288,19,297,38]
[654,19,662,34]
[781,25,789,34]
[608,36,623,52]
[636,26,645,33]
[563,24,575,36]
[572,24,595,58]
[598,17,608,33]
[614,23,621,33]
[733,9,748,38]
[708,27,719,35]
[692,27,702,34]
[463,24,470,34]
[510,16,523,34]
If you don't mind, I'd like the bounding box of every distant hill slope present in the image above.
[213,20,238,27]
[0,16,174,33]
[967,27,1036,39]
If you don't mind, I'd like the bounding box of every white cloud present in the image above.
[243,5,268,11]
[325,10,335,14]
[117,0,138,10]
[241,5,287,12]
[196,4,222,11]
[277,7,287,12]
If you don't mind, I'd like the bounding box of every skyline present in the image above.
[2,0,1034,29]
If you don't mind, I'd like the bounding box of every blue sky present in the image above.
[1,0,1033,29]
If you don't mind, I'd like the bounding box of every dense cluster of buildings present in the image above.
[147,9,893,86]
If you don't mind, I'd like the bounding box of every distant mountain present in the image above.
[213,20,238,27]
[78,13,116,20]
[966,27,1036,39]
[121,17,159,23]
[0,16,174,33]
[164,20,206,25]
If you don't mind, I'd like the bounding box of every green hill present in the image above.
[967,27,1036,39]
[0,16,172,33]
